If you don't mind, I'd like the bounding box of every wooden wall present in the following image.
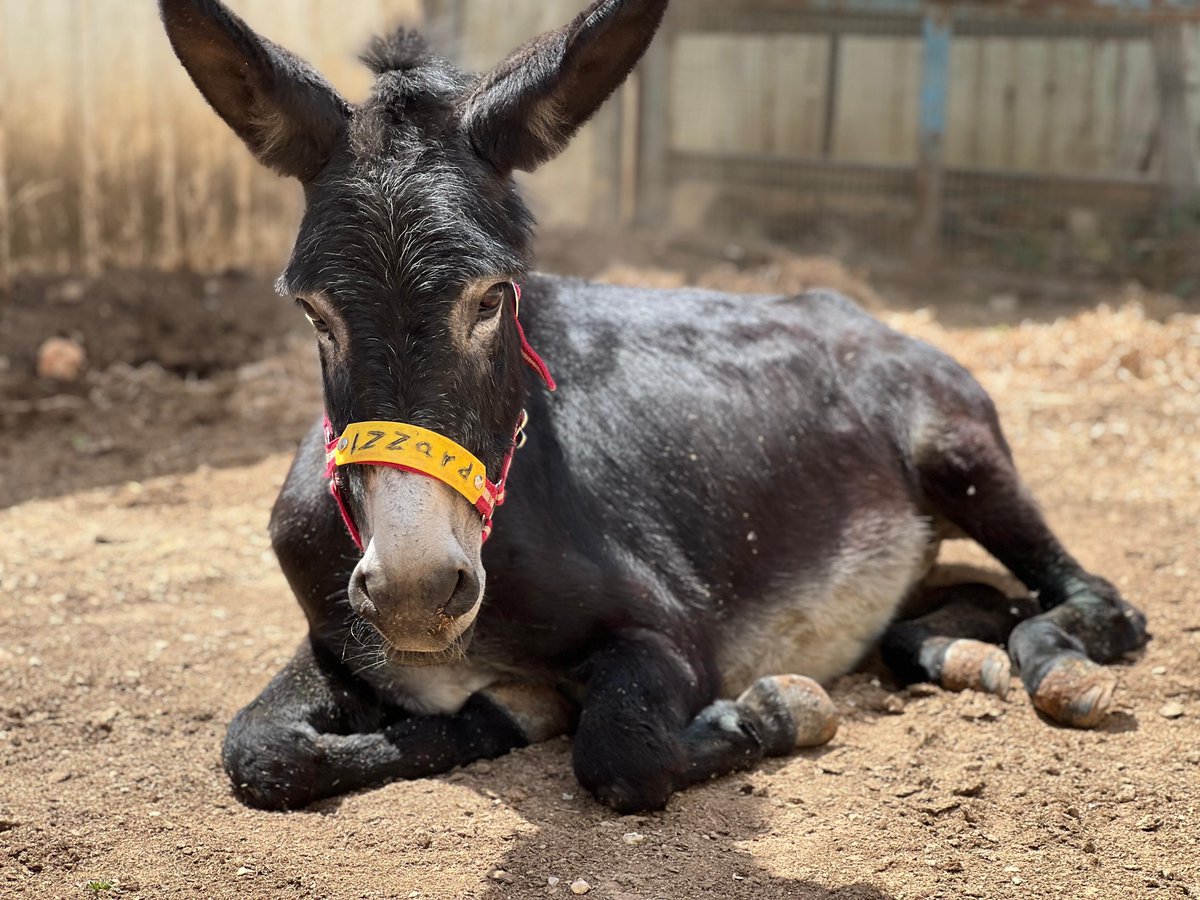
[0,1,1197,280]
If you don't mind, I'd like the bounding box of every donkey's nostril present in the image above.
[439,567,480,620]
[348,565,380,621]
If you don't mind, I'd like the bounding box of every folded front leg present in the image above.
[571,630,839,813]
[223,637,541,810]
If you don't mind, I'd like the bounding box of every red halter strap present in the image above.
[324,282,554,550]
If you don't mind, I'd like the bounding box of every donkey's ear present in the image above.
[159,0,350,180]
[461,0,668,173]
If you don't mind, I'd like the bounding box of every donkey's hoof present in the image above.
[1031,654,1117,729]
[941,639,1012,700]
[738,674,839,753]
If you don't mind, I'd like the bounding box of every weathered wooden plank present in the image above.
[636,14,675,224]
[670,149,1162,211]
[1154,23,1198,207]
[0,0,10,291]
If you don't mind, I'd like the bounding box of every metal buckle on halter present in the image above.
[514,409,530,450]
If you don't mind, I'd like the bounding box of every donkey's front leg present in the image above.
[223,638,541,810]
[572,631,838,813]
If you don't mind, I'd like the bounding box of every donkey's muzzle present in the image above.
[349,549,480,653]
[346,468,486,654]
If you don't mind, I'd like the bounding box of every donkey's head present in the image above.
[161,0,667,658]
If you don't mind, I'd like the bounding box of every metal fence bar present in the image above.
[915,6,952,262]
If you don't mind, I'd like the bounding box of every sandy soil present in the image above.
[1,249,1198,899]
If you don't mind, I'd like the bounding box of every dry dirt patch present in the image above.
[1,267,1198,899]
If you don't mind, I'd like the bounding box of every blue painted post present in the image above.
[915,5,951,264]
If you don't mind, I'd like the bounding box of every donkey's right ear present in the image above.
[159,0,349,181]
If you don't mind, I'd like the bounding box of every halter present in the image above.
[323,282,555,550]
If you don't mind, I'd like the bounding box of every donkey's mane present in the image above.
[359,29,435,75]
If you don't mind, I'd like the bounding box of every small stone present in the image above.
[920,799,961,816]
[37,337,87,381]
[28,656,42,668]
[940,859,964,873]
[547,876,560,886]
[906,683,940,698]
[236,866,254,877]
[1151,666,1167,676]
[1137,815,1163,832]
[960,700,1003,721]
[489,870,515,884]
[952,781,985,798]
[89,707,120,731]
[570,879,591,895]
[1159,702,1185,719]
[622,832,645,845]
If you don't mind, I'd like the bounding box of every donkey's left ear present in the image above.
[461,0,668,173]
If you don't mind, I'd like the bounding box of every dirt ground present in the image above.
[1,235,1198,899]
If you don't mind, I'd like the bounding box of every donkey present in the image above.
[161,0,1147,813]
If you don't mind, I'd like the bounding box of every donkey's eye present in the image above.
[296,299,329,334]
[478,282,512,318]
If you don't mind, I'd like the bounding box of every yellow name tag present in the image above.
[332,421,490,508]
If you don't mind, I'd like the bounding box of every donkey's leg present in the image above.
[572,631,838,813]
[880,583,1039,698]
[916,419,1148,727]
[224,638,556,810]
[675,675,839,791]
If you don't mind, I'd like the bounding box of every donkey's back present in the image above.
[475,275,974,692]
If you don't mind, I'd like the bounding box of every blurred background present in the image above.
[4,0,1200,281]
[2,0,1200,508]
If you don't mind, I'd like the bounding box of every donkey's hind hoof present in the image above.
[738,675,839,754]
[941,639,1012,700]
[1031,654,1117,729]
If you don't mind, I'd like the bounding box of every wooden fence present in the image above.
[2,0,1200,285]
